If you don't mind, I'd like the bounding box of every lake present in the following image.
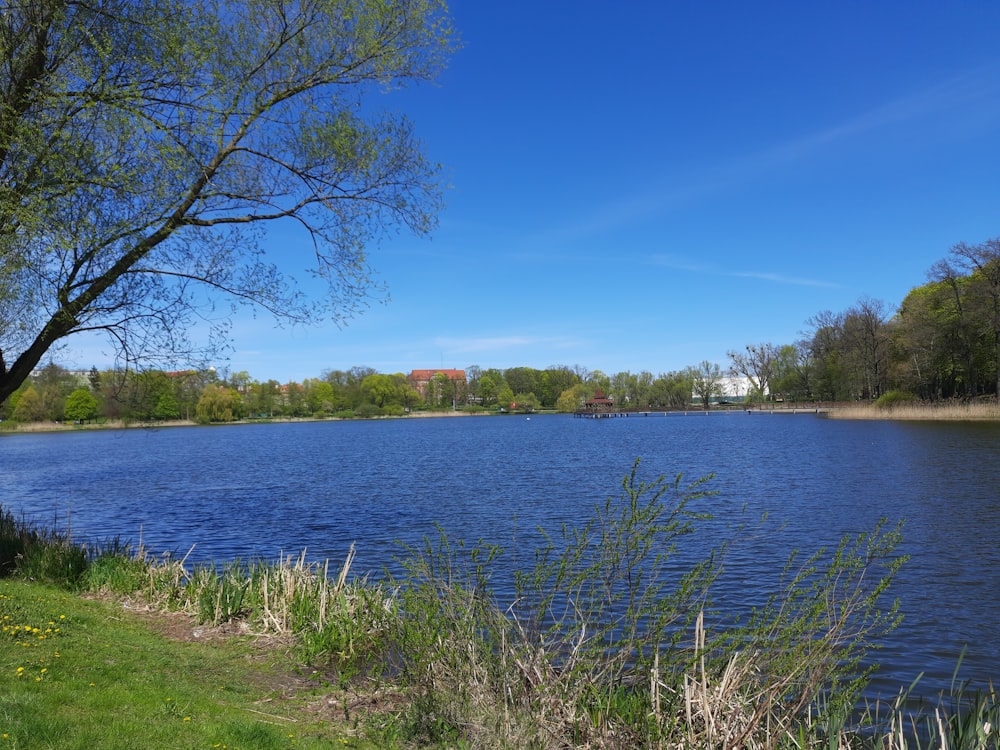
[2,412,998,701]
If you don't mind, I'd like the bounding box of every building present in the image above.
[407,369,467,405]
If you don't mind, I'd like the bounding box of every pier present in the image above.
[574,406,829,418]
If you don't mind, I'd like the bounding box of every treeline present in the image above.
[3,238,998,424]
[0,367,425,424]
[746,237,1000,403]
[0,363,701,423]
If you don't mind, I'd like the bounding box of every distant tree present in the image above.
[283,382,307,417]
[727,343,780,403]
[497,383,515,411]
[504,367,539,399]
[153,392,180,421]
[649,370,694,409]
[539,366,580,408]
[195,384,240,424]
[771,344,812,402]
[932,238,1000,397]
[804,310,850,401]
[844,296,893,399]
[511,392,539,413]
[11,386,43,422]
[427,372,457,409]
[304,379,336,415]
[609,371,637,408]
[64,388,98,422]
[478,374,499,406]
[895,281,965,398]
[691,361,724,409]
[248,380,283,417]
[556,383,589,412]
[362,373,399,409]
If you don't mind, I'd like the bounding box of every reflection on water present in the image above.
[3,413,999,700]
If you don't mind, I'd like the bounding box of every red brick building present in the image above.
[407,369,467,406]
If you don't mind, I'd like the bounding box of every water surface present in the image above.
[3,413,998,700]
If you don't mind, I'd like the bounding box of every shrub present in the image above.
[875,391,918,410]
[385,460,907,748]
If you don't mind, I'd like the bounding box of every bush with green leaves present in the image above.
[875,390,919,409]
[385,460,909,748]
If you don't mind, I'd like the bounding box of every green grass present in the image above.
[0,579,379,750]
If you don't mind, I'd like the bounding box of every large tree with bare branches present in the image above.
[0,0,454,404]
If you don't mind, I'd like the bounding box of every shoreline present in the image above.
[0,409,495,434]
[5,401,1000,433]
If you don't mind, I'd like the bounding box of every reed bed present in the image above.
[828,400,1000,421]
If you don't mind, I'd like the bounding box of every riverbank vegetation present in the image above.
[3,465,996,749]
[828,395,1000,421]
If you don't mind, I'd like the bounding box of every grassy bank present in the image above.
[2,466,998,749]
[0,578,377,749]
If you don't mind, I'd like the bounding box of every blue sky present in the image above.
[72,2,1000,382]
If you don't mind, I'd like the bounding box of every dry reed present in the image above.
[827,401,1000,421]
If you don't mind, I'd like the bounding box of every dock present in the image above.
[574,406,829,418]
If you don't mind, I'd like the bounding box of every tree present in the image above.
[11,385,43,422]
[843,296,892,399]
[195,384,240,424]
[511,392,539,413]
[555,383,589,412]
[64,387,98,422]
[0,0,456,405]
[771,343,812,402]
[504,367,539,399]
[153,391,180,421]
[497,382,515,411]
[691,361,724,409]
[304,378,336,415]
[477,373,499,406]
[933,238,1000,397]
[649,370,694,409]
[727,343,779,403]
[538,366,580,408]
[361,373,399,409]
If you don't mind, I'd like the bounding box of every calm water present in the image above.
[2,413,999,700]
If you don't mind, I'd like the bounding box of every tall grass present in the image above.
[0,504,87,585]
[829,399,1000,421]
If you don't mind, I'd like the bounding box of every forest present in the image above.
[2,238,998,424]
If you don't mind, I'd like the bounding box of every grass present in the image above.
[0,579,379,750]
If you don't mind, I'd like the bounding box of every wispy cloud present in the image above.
[534,63,1000,247]
[743,62,1000,170]
[651,254,839,288]
[731,270,840,288]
